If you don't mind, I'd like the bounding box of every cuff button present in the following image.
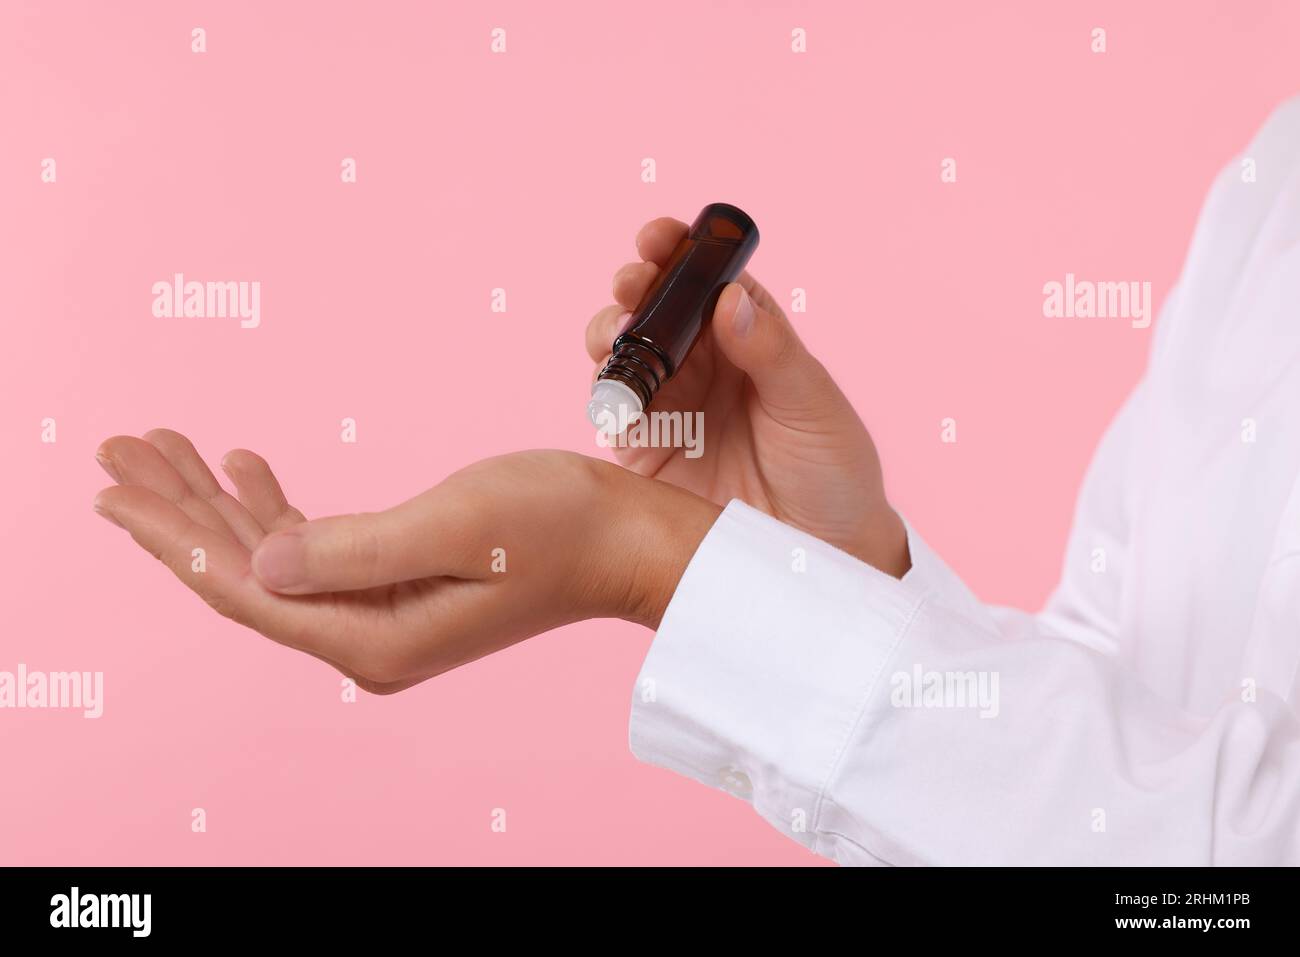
[718,767,753,799]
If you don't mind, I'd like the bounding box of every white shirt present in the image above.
[629,97,1300,865]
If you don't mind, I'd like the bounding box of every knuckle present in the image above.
[613,261,653,291]
[770,328,804,371]
[275,503,304,527]
[803,355,833,386]
[341,518,383,581]
[200,591,245,626]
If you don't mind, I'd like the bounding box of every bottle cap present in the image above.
[587,379,643,436]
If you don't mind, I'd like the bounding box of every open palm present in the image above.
[93,432,682,693]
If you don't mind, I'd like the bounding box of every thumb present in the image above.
[711,282,851,426]
[251,504,451,594]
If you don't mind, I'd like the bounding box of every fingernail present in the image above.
[95,453,122,483]
[253,532,307,590]
[732,286,755,338]
[93,503,124,529]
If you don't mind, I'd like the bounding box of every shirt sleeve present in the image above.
[630,96,1300,864]
[629,497,1300,865]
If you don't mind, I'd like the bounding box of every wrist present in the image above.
[852,505,913,578]
[629,482,721,628]
[588,463,721,629]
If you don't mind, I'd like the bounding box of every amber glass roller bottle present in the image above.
[588,202,759,434]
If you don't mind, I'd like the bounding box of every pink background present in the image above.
[3,0,1298,866]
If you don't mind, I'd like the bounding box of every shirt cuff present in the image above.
[629,499,932,852]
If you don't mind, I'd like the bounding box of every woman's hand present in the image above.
[587,216,909,576]
[93,431,719,693]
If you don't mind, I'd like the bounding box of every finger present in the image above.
[611,260,658,312]
[250,483,494,595]
[634,214,780,305]
[710,282,856,428]
[250,507,451,595]
[92,485,356,665]
[96,436,239,542]
[585,304,629,362]
[143,429,265,549]
[733,270,785,318]
[220,449,307,532]
[634,217,688,266]
[632,216,778,304]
